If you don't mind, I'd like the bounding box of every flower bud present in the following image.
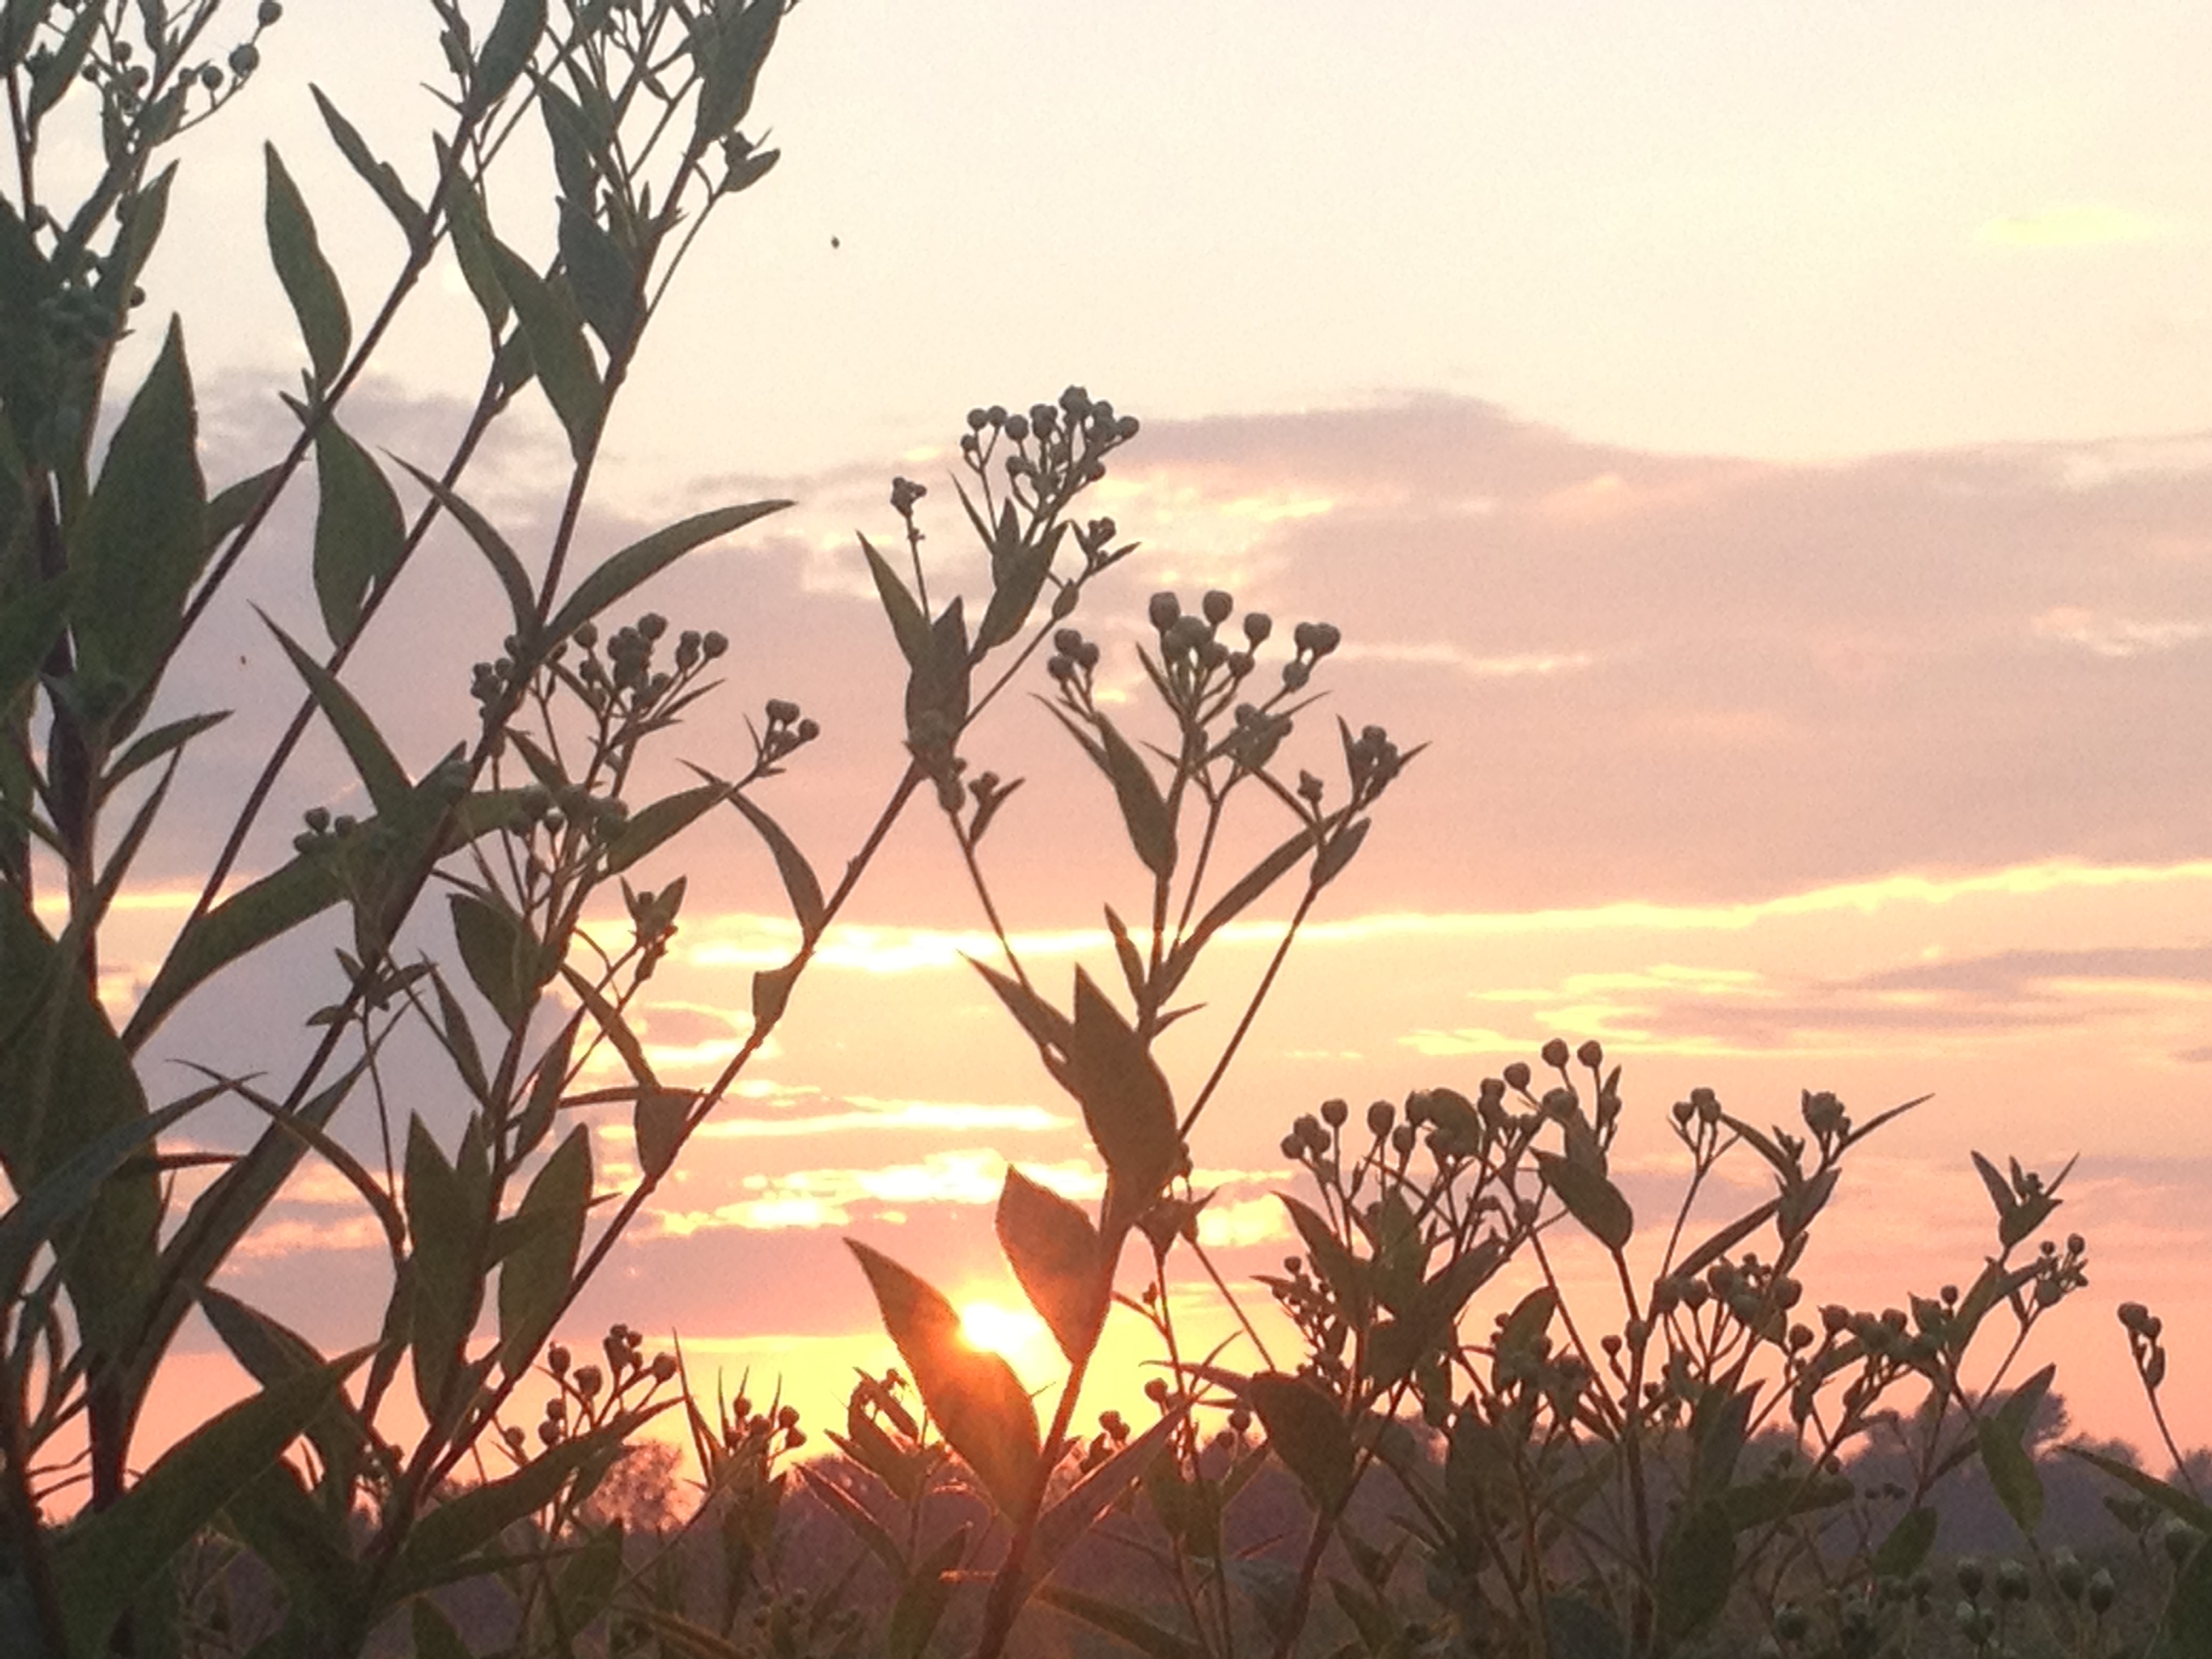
[1148,592,1181,631]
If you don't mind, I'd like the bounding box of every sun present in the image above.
[958,1300,1048,1365]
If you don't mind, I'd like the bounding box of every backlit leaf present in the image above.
[996,1167,1106,1361]
[471,0,544,107]
[858,532,930,666]
[1249,1371,1352,1513]
[1064,969,1180,1225]
[1656,1500,1736,1641]
[846,1240,1040,1513]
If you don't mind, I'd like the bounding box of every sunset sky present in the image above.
[79,1,2212,1456]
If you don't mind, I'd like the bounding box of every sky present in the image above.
[56,0,2212,1463]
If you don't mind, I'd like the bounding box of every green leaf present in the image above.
[497,1126,590,1378]
[1029,1406,1184,1581]
[125,853,338,1050]
[1536,1151,1634,1252]
[298,409,405,644]
[199,1286,370,1507]
[1870,1506,1939,1580]
[27,0,99,121]
[1312,815,1369,887]
[886,1523,966,1659]
[102,710,227,799]
[55,1351,365,1656]
[903,596,970,745]
[1279,1193,1368,1324]
[487,237,602,459]
[558,197,636,354]
[975,528,1056,651]
[449,891,548,1031]
[1033,1583,1204,1659]
[1976,1413,2044,1536]
[1656,1499,1736,1642]
[1096,714,1175,879]
[444,179,509,332]
[1158,823,1317,1000]
[970,958,1074,1056]
[0,905,162,1357]
[858,531,930,665]
[404,1115,484,1422]
[310,86,427,246]
[70,318,207,697]
[603,780,727,876]
[390,1415,645,1596]
[264,146,352,387]
[1249,1371,1353,1513]
[1063,969,1180,1226]
[846,1240,1040,1513]
[996,1166,1107,1361]
[0,1090,199,1298]
[264,615,410,813]
[690,0,781,147]
[0,571,69,712]
[633,1088,691,1181]
[752,956,800,1038]
[396,459,533,638]
[471,0,545,108]
[546,499,787,644]
[2066,1447,2212,1534]
[2165,1534,2212,1656]
[724,790,826,938]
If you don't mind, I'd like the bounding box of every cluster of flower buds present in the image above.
[1281,619,1342,691]
[292,804,360,855]
[2119,1298,2169,1389]
[519,1324,681,1451]
[961,386,1141,485]
[1342,722,1406,802]
[1223,702,1293,773]
[1045,626,1104,697]
[758,697,819,764]
[1147,589,1269,683]
[550,613,729,720]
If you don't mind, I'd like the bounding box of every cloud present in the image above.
[1976,205,2175,249]
[1406,937,2212,1063]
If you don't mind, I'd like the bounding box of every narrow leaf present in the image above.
[497,1126,590,1376]
[858,531,930,665]
[604,780,727,876]
[1977,1414,2045,1536]
[311,85,427,245]
[1096,714,1176,878]
[55,1353,365,1654]
[471,0,545,107]
[725,790,826,938]
[264,615,410,813]
[301,409,406,644]
[1656,1500,1736,1641]
[488,237,602,458]
[264,145,352,386]
[1033,1584,1204,1659]
[547,500,787,644]
[70,319,206,697]
[396,459,534,638]
[449,892,547,1031]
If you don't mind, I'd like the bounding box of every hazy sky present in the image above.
[85,1,2212,1454]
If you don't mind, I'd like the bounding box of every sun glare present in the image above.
[958,1300,1048,1365]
